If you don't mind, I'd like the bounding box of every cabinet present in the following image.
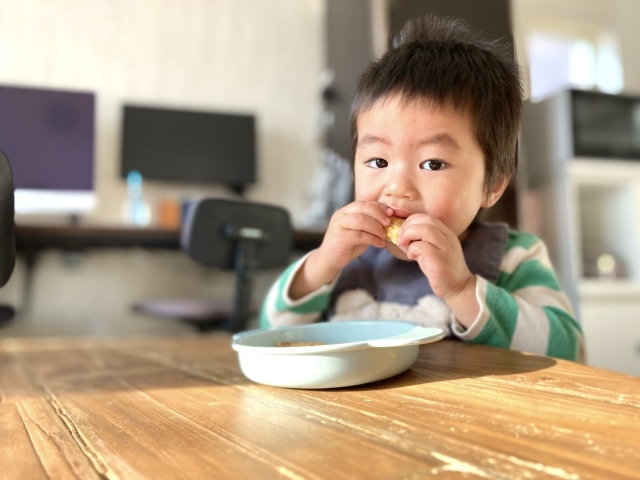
[521,90,640,376]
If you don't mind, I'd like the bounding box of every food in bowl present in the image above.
[275,341,326,347]
[385,216,405,245]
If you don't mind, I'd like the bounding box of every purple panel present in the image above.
[0,84,94,191]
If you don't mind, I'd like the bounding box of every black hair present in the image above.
[351,15,523,194]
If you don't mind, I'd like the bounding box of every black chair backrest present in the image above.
[181,198,292,270]
[0,150,15,287]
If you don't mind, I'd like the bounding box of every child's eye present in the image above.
[420,159,446,171]
[365,158,388,169]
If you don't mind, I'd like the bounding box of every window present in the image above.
[527,30,623,102]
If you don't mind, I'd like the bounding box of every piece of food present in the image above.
[275,341,325,347]
[385,216,405,245]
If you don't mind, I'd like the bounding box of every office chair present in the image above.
[0,150,16,326]
[133,198,292,333]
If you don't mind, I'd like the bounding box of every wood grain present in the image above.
[1,336,639,479]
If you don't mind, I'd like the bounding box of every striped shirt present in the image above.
[260,227,584,361]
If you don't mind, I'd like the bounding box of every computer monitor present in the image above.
[0,84,95,214]
[120,105,256,193]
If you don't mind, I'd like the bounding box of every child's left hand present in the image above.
[396,213,474,301]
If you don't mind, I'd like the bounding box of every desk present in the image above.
[15,224,325,252]
[12,225,324,318]
[2,336,639,478]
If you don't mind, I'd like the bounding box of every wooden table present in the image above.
[2,336,639,479]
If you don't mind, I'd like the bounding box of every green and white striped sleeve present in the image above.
[260,252,336,329]
[452,231,584,361]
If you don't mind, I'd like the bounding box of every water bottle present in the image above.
[121,170,151,226]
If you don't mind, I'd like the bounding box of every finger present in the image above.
[401,221,447,242]
[344,201,394,226]
[401,212,448,232]
[398,223,447,250]
[343,201,393,227]
[339,212,387,241]
[342,229,386,248]
[406,240,439,261]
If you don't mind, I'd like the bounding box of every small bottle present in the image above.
[121,170,151,226]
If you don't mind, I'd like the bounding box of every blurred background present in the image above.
[0,0,639,376]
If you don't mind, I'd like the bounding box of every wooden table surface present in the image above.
[2,335,639,479]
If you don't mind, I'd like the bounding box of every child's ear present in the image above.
[481,175,510,209]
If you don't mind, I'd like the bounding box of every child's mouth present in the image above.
[389,208,412,218]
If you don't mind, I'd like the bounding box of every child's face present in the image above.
[354,93,503,255]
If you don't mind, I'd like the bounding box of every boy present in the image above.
[261,16,583,361]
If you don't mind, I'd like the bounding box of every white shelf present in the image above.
[572,181,640,283]
[579,279,640,300]
[569,158,640,185]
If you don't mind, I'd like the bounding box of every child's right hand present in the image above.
[289,201,392,300]
[318,201,392,272]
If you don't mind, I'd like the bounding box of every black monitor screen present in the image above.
[0,84,95,190]
[121,105,256,187]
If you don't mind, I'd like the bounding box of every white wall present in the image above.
[0,0,325,224]
[0,0,325,337]
[614,0,640,94]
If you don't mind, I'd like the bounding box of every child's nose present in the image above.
[382,165,419,199]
